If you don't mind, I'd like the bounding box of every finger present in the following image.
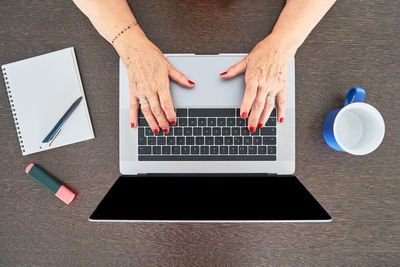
[140,101,160,134]
[258,93,276,128]
[168,64,195,88]
[147,93,171,133]
[248,85,269,132]
[220,59,246,79]
[276,90,286,124]
[158,79,177,125]
[129,96,139,128]
[239,77,258,120]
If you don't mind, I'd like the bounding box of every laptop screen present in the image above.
[90,175,331,222]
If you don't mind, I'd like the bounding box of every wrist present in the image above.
[113,25,148,61]
[268,27,304,52]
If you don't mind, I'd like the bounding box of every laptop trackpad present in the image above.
[167,55,246,107]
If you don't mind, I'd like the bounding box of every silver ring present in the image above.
[267,96,276,102]
[139,97,149,104]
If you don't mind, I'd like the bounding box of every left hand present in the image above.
[220,33,297,132]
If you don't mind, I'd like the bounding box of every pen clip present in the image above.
[48,127,62,147]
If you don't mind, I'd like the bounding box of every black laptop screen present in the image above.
[90,175,331,221]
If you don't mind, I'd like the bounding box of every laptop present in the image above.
[89,54,332,222]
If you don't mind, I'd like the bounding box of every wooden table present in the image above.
[1,0,399,265]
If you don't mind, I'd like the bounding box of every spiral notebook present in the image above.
[1,47,94,155]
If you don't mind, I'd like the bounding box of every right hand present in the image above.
[117,30,194,134]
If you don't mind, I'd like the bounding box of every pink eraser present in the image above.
[26,163,34,173]
[55,185,76,204]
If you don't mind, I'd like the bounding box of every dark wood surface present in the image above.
[1,0,399,265]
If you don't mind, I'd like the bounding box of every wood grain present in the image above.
[0,0,399,265]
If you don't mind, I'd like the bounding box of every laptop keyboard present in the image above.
[137,108,277,161]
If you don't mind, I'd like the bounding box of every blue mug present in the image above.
[322,87,385,155]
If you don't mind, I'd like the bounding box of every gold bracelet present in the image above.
[111,21,138,45]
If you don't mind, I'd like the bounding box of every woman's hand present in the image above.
[118,31,194,134]
[220,33,297,132]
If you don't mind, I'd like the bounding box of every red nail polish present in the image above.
[171,121,176,125]
[163,129,168,134]
[131,123,135,128]
[188,80,195,85]
[220,71,227,76]
[280,118,284,123]
[257,123,262,129]
[249,126,255,133]
[241,112,247,119]
[154,128,159,134]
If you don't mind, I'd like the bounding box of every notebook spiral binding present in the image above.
[2,66,25,153]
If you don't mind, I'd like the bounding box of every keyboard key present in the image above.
[236,118,245,126]
[186,137,195,145]
[263,137,276,145]
[220,146,228,154]
[189,108,235,117]
[145,127,154,136]
[229,146,238,154]
[188,118,197,126]
[244,137,252,145]
[191,146,200,154]
[162,146,171,154]
[176,108,187,117]
[251,128,260,136]
[138,146,151,154]
[139,155,277,161]
[236,108,241,117]
[182,146,190,154]
[266,118,276,126]
[260,127,276,135]
[203,127,212,135]
[138,128,146,145]
[207,118,216,126]
[201,146,209,154]
[205,137,214,145]
[239,146,247,154]
[215,137,223,145]
[232,127,241,135]
[217,118,226,126]
[258,146,267,154]
[196,137,204,145]
[172,146,180,154]
[198,118,207,126]
[271,109,276,117]
[222,127,231,135]
[268,146,277,154]
[212,127,221,135]
[253,136,262,145]
[153,146,161,154]
[148,137,157,145]
[138,118,148,126]
[184,127,192,135]
[157,137,166,145]
[234,137,243,145]
[174,127,183,136]
[178,118,187,126]
[249,146,257,154]
[210,146,219,154]
[138,110,144,118]
[193,127,202,136]
[241,127,250,136]
[164,129,173,136]
[177,137,185,145]
[227,118,235,126]
[167,137,175,145]
[224,137,233,145]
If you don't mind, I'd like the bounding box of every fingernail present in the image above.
[162,128,168,134]
[171,121,176,125]
[249,126,255,133]
[280,117,284,123]
[257,123,263,129]
[241,112,247,119]
[153,128,159,134]
[188,80,195,85]
[220,71,227,76]
[131,123,135,128]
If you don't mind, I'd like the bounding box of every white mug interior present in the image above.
[333,102,385,155]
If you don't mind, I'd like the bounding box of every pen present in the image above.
[42,96,82,145]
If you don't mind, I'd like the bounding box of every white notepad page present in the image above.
[1,47,94,155]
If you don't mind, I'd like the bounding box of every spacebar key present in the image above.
[139,155,276,161]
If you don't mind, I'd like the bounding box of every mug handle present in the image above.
[344,87,366,106]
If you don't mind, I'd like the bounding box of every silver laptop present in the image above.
[89,54,331,222]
